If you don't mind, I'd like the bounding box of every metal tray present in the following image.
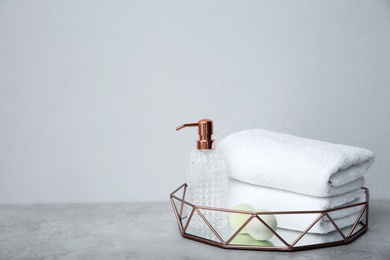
[170,184,369,251]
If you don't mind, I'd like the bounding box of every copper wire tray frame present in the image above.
[170,183,369,251]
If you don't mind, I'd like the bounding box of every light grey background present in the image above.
[1,0,389,204]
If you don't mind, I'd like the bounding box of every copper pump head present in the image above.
[176,119,215,150]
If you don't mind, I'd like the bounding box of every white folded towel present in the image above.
[275,226,358,245]
[219,129,375,197]
[228,179,367,234]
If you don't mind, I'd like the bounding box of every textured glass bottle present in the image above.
[186,149,228,230]
[176,119,228,232]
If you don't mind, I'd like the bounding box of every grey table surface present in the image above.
[1,200,389,260]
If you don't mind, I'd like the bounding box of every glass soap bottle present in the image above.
[176,119,228,232]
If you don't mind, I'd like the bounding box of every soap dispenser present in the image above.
[176,119,228,231]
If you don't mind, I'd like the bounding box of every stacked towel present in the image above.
[219,129,374,234]
[228,178,366,234]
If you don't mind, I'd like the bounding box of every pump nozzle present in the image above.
[175,123,198,131]
[176,119,215,150]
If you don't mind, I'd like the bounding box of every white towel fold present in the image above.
[219,129,375,197]
[228,178,367,234]
[275,226,358,244]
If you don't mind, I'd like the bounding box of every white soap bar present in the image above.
[247,209,278,241]
[228,203,254,234]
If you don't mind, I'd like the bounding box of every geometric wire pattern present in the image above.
[170,183,369,251]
